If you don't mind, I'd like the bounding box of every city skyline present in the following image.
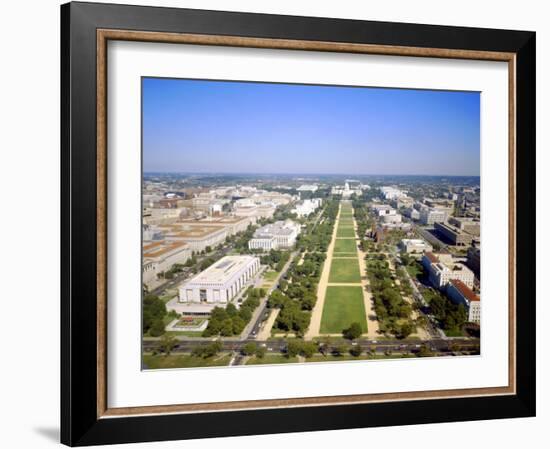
[143,78,480,176]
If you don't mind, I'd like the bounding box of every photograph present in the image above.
[141,77,482,369]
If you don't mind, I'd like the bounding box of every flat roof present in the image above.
[158,223,225,239]
[402,239,428,245]
[143,240,188,258]
[184,255,258,285]
[179,216,248,225]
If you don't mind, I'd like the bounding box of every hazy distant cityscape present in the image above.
[141,79,480,369]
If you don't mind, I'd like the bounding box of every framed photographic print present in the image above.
[60,1,536,446]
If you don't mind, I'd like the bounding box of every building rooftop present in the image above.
[450,279,480,302]
[424,252,440,264]
[179,216,248,225]
[252,220,298,239]
[185,255,258,285]
[143,240,188,259]
[159,223,225,239]
[401,239,427,245]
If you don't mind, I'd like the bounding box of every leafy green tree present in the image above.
[232,316,246,335]
[286,340,302,358]
[416,345,434,358]
[143,294,166,333]
[343,322,363,340]
[349,345,363,357]
[220,318,234,337]
[149,319,165,337]
[398,321,415,339]
[158,333,177,355]
[225,303,238,317]
[242,342,257,356]
[255,346,267,359]
[193,341,223,358]
[334,343,348,356]
[301,342,318,358]
[319,337,332,356]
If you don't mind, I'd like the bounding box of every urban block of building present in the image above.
[297,184,318,192]
[399,239,433,254]
[233,198,276,222]
[158,223,228,253]
[371,204,396,217]
[434,221,474,246]
[292,198,322,217]
[447,279,480,323]
[419,207,447,226]
[380,186,406,200]
[248,219,301,251]
[448,216,480,236]
[382,213,402,224]
[178,255,261,304]
[422,252,475,289]
[142,240,191,285]
[405,207,420,220]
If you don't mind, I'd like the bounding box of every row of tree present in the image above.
[267,250,327,336]
[366,255,416,339]
[424,288,468,333]
[260,249,290,272]
[201,287,264,337]
[295,199,339,253]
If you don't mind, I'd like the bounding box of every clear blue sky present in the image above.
[142,77,480,176]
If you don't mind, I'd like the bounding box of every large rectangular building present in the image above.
[248,219,301,251]
[142,240,191,285]
[422,252,475,289]
[447,279,481,323]
[178,255,260,304]
[419,208,447,226]
[448,216,480,236]
[434,221,474,246]
[292,198,322,217]
[400,239,433,254]
[159,223,228,253]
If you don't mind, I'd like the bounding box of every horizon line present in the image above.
[143,171,480,178]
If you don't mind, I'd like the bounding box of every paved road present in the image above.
[144,337,479,356]
[246,250,299,340]
[393,253,446,339]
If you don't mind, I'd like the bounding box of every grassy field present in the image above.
[261,269,279,288]
[165,330,204,337]
[338,220,354,227]
[142,353,231,369]
[320,286,367,334]
[336,226,356,238]
[246,354,299,365]
[333,238,357,253]
[329,258,362,283]
[263,270,279,282]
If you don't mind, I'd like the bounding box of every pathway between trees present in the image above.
[354,209,380,338]
[305,203,341,340]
